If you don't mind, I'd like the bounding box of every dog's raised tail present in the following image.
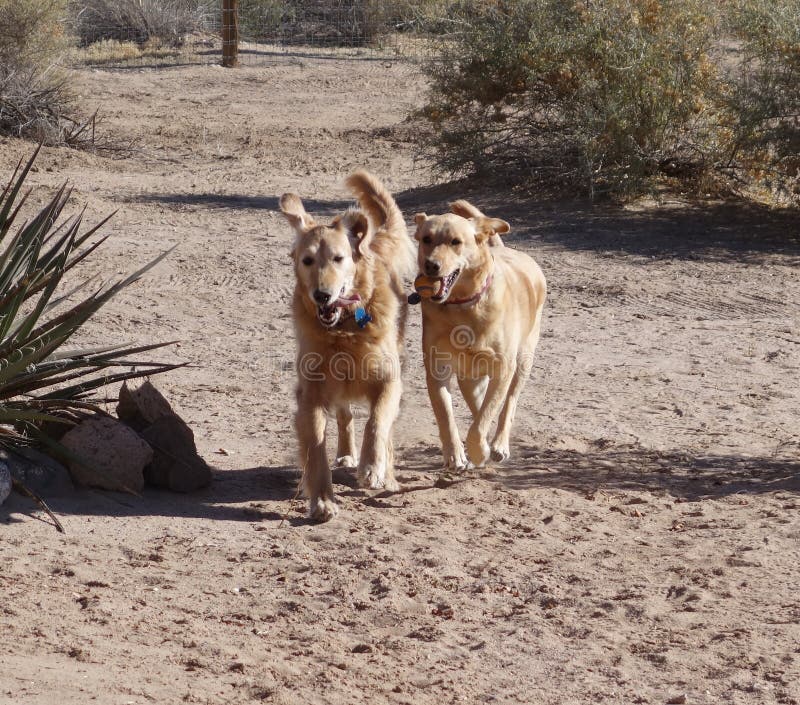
[449,199,485,220]
[346,170,405,236]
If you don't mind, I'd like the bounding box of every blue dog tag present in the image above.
[355,307,372,328]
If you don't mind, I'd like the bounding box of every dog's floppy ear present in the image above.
[473,216,510,246]
[413,213,428,240]
[449,200,485,219]
[279,193,315,234]
[339,209,371,258]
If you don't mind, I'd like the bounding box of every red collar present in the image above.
[444,272,493,306]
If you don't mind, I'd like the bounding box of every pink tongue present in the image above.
[333,293,361,308]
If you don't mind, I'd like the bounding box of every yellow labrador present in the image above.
[412,200,546,469]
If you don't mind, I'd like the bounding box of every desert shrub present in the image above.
[244,0,376,46]
[362,0,454,37]
[725,0,800,202]
[69,0,215,47]
[0,148,178,452]
[239,0,291,39]
[0,0,75,142]
[418,0,726,198]
[0,0,69,68]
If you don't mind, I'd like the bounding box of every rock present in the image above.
[2,448,75,497]
[117,379,175,432]
[60,415,152,493]
[140,414,212,492]
[0,459,11,505]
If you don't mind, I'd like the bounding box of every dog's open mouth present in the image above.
[316,289,361,328]
[431,268,461,302]
[317,304,342,327]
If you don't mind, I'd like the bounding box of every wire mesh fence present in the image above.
[67,1,444,68]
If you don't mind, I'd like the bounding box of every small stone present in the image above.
[60,415,152,493]
[140,414,212,492]
[117,379,175,431]
[667,695,687,705]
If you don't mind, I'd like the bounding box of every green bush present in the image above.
[0,0,68,68]
[0,0,74,142]
[725,0,800,202]
[418,0,724,198]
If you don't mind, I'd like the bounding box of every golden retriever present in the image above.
[280,171,415,521]
[412,200,546,469]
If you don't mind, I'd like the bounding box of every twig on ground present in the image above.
[12,478,65,533]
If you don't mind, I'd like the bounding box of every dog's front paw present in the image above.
[466,428,490,467]
[357,462,386,490]
[383,475,400,493]
[442,444,471,472]
[335,455,358,469]
[490,442,510,463]
[309,497,339,522]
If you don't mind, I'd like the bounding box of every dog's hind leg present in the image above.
[335,405,358,469]
[490,364,530,463]
[491,322,542,462]
[296,388,337,521]
[357,379,402,492]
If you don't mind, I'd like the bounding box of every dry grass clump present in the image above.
[76,37,184,64]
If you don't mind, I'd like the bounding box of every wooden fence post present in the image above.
[222,0,239,67]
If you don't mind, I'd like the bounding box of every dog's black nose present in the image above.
[424,259,441,276]
[313,289,331,304]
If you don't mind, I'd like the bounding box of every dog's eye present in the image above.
[302,256,314,266]
[451,239,462,246]
[333,255,344,263]
[422,235,432,245]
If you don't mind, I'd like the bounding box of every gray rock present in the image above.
[0,460,11,505]
[117,379,175,432]
[140,414,212,492]
[60,415,152,493]
[2,448,75,497]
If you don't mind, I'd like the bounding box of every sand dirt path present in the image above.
[1,58,799,705]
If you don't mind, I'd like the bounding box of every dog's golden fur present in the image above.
[280,171,414,521]
[413,201,546,469]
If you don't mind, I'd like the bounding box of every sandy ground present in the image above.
[1,57,799,705]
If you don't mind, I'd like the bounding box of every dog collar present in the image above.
[444,273,493,306]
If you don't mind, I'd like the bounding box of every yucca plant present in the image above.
[0,145,181,454]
